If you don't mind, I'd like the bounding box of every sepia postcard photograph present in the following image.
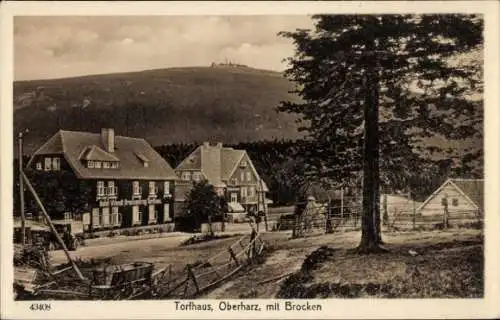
[1,1,499,319]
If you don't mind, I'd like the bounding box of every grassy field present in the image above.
[202,229,483,299]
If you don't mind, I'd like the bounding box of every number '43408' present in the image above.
[30,303,51,311]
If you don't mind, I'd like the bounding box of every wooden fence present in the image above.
[159,231,265,299]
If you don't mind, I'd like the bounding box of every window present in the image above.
[230,178,237,185]
[149,181,156,195]
[52,157,60,171]
[108,181,116,196]
[101,207,110,226]
[181,171,191,181]
[240,160,247,168]
[36,162,42,170]
[103,161,110,168]
[246,172,251,182]
[92,208,100,227]
[87,160,94,168]
[111,162,119,169]
[230,193,238,203]
[241,186,247,198]
[111,207,120,225]
[95,161,102,168]
[240,172,245,181]
[44,158,52,171]
[148,205,156,222]
[164,181,170,195]
[83,212,90,225]
[132,206,141,225]
[164,204,170,222]
[133,181,140,195]
[452,198,459,206]
[97,181,105,196]
[192,172,201,182]
[248,187,255,197]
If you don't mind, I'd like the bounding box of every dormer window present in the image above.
[135,152,149,168]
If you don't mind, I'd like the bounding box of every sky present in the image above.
[14,16,315,81]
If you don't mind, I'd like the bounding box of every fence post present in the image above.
[412,196,416,230]
[382,193,388,227]
[442,196,449,229]
[325,196,333,234]
[228,247,240,266]
[186,264,199,294]
[340,187,344,219]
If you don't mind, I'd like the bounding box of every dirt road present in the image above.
[49,234,192,267]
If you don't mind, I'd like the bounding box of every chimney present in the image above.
[202,141,210,148]
[101,128,115,153]
[216,142,223,148]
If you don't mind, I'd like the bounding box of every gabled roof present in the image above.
[450,179,484,212]
[176,143,267,190]
[27,130,177,180]
[220,148,245,180]
[417,178,484,212]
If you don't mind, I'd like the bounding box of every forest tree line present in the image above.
[154,139,476,206]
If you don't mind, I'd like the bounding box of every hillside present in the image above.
[14,66,303,154]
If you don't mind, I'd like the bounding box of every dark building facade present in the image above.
[26,128,177,233]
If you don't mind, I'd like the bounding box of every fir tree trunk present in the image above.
[358,61,383,253]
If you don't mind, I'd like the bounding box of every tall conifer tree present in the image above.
[278,14,483,252]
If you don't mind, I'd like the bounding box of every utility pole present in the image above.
[340,187,344,219]
[18,131,26,246]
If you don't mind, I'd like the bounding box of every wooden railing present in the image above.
[161,232,265,299]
